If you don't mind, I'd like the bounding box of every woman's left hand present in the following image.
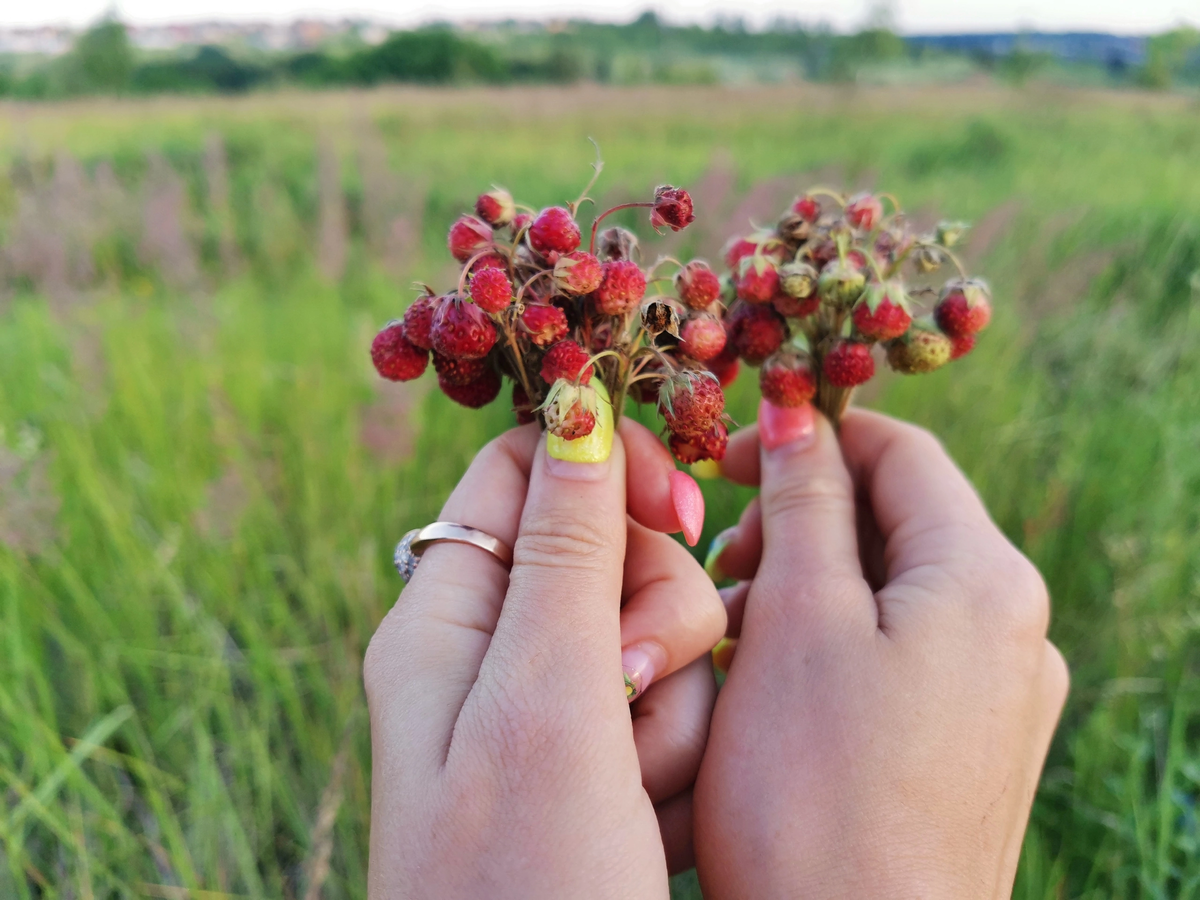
[364,420,725,898]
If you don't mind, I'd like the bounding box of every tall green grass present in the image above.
[0,85,1198,897]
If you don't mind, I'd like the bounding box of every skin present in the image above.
[363,420,726,898]
[694,406,1069,899]
[365,406,1067,899]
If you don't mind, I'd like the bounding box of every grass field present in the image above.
[1,83,1199,898]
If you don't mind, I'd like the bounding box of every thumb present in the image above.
[754,399,875,630]
[478,429,629,706]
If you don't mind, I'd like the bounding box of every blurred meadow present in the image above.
[1,81,1200,898]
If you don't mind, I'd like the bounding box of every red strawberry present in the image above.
[402,294,440,350]
[520,303,569,347]
[669,421,729,464]
[935,279,992,337]
[447,215,493,262]
[468,253,507,274]
[727,303,787,364]
[650,185,694,232]
[475,187,515,227]
[432,351,486,386]
[886,326,953,374]
[736,258,780,304]
[553,250,603,295]
[853,281,912,341]
[529,206,581,256]
[469,266,513,313]
[439,367,501,408]
[659,371,725,438]
[792,194,821,223]
[950,333,976,360]
[594,259,647,314]
[510,212,533,235]
[676,261,722,310]
[512,383,537,425]
[845,192,883,231]
[679,314,727,362]
[773,292,820,318]
[807,239,838,269]
[431,296,497,360]
[759,352,817,407]
[540,340,593,385]
[542,382,597,440]
[823,340,875,387]
[371,323,429,382]
[723,235,760,270]
[706,342,741,386]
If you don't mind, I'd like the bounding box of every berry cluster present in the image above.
[370,164,741,462]
[370,164,992,466]
[718,190,991,424]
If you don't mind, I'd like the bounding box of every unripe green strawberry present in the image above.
[817,259,867,311]
[936,221,969,247]
[779,261,818,300]
[886,324,953,374]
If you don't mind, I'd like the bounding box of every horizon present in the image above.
[2,2,1197,36]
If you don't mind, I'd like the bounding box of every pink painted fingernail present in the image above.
[622,643,663,702]
[758,399,815,452]
[669,470,705,547]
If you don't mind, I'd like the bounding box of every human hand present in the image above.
[694,402,1068,899]
[364,419,726,898]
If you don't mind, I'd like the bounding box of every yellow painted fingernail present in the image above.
[712,637,737,674]
[546,381,614,464]
[704,526,736,582]
[690,459,721,480]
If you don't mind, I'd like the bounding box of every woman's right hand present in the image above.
[695,403,1068,900]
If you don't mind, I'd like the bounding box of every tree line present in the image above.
[1,14,1196,100]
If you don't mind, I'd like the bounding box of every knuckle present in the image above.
[1044,642,1071,708]
[987,551,1051,642]
[514,515,613,571]
[766,470,852,521]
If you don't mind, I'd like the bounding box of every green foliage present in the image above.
[132,46,268,94]
[2,86,1200,898]
[1138,27,1200,89]
[68,19,134,93]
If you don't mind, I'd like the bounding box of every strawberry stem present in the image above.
[589,202,655,255]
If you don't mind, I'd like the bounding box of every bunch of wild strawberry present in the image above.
[370,166,739,462]
[717,190,992,424]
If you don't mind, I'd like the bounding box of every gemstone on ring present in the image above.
[393,528,421,582]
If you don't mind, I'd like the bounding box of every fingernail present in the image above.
[712,637,737,675]
[545,380,614,467]
[622,642,663,702]
[758,399,815,453]
[546,450,611,481]
[690,459,721,480]
[669,470,705,547]
[704,526,736,582]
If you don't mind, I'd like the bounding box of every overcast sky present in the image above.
[2,0,1196,34]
